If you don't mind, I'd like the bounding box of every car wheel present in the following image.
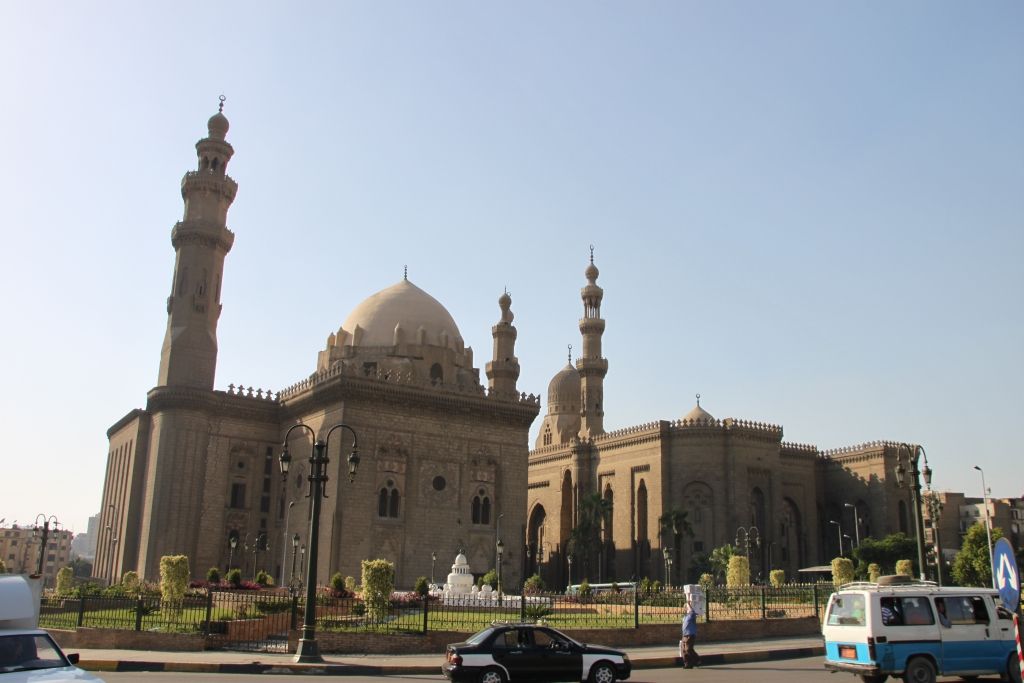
[589,661,616,683]
[478,667,507,683]
[1009,652,1023,683]
[859,675,888,683]
[905,657,936,683]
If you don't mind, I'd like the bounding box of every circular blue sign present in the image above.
[993,538,1020,608]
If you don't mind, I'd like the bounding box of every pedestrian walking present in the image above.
[681,602,700,669]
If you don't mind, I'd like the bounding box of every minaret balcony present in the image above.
[181,170,238,201]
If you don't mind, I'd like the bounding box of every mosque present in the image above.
[95,103,918,589]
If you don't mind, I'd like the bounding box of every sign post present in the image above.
[992,538,1022,680]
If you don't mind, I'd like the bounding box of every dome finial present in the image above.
[403,265,408,281]
[568,344,573,364]
[218,94,225,113]
[589,244,594,264]
[696,393,701,406]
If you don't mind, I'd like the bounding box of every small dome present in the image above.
[341,279,463,349]
[454,552,469,567]
[207,111,229,140]
[585,260,599,283]
[547,363,581,409]
[682,402,715,423]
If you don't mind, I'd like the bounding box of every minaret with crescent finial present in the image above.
[577,246,608,437]
[486,288,520,398]
[157,97,238,388]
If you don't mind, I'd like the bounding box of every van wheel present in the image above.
[905,657,936,683]
[859,675,888,683]
[1008,652,1022,683]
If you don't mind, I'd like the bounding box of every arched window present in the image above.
[378,479,400,519]
[543,428,552,446]
[430,363,444,385]
[472,488,491,525]
[636,480,648,542]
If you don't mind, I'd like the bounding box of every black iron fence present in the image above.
[38,583,832,640]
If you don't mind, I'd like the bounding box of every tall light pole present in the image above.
[496,539,504,601]
[431,551,437,586]
[895,443,930,581]
[280,500,294,584]
[972,465,996,589]
[290,533,300,590]
[495,512,504,576]
[34,515,59,579]
[843,503,860,548]
[227,533,238,572]
[279,422,359,664]
[252,532,268,580]
[924,491,944,587]
[829,520,843,556]
[663,547,672,587]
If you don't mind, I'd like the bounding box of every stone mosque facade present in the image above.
[96,104,920,588]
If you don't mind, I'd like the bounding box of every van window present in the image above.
[943,596,989,625]
[883,596,934,626]
[827,594,866,626]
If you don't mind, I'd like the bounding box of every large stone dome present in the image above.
[341,279,463,349]
[547,363,581,411]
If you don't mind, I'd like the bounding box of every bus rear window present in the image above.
[827,594,866,626]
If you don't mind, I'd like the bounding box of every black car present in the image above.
[442,622,631,683]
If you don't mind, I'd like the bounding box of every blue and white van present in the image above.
[822,576,1021,683]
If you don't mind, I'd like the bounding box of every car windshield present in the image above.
[0,634,70,674]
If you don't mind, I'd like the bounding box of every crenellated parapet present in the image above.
[223,384,280,401]
[596,421,663,440]
[180,170,238,201]
[820,440,903,458]
[780,441,820,459]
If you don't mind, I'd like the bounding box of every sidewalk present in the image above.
[73,635,825,675]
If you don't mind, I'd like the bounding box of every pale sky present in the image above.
[1,2,1021,535]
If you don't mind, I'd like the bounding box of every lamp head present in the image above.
[278,445,291,479]
[894,459,906,487]
[348,448,360,482]
[922,463,932,487]
[292,533,299,548]
[229,535,238,549]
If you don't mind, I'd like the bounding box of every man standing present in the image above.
[681,603,700,669]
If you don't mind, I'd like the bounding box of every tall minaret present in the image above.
[157,98,237,389]
[577,247,608,437]
[485,290,520,398]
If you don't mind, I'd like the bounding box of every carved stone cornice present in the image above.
[171,221,235,253]
[280,371,539,428]
[106,408,148,438]
[180,170,238,201]
[146,385,281,423]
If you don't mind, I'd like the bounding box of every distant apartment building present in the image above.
[0,524,75,587]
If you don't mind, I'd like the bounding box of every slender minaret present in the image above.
[157,98,237,389]
[485,290,520,397]
[577,247,608,437]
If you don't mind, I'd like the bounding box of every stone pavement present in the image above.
[73,635,824,675]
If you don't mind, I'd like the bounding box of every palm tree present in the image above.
[659,508,693,586]
[568,493,612,582]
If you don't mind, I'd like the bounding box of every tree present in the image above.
[659,508,694,585]
[951,522,1004,587]
[361,559,395,623]
[55,566,74,595]
[708,544,736,582]
[727,555,750,587]
[853,532,917,576]
[567,493,612,581]
[68,557,92,577]
[159,555,190,614]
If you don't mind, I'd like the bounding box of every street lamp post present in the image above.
[496,539,504,601]
[280,500,294,584]
[33,515,59,583]
[290,533,300,585]
[895,443,930,581]
[844,503,860,548]
[431,551,437,586]
[227,534,238,572]
[829,520,843,556]
[279,422,360,664]
[567,554,574,590]
[663,547,673,588]
[252,532,268,580]
[972,465,995,589]
[924,491,944,587]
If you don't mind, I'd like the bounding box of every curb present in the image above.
[80,645,823,676]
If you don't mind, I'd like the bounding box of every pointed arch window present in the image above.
[472,488,491,525]
[543,428,552,446]
[378,479,401,519]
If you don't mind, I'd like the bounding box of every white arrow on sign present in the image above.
[997,551,1017,591]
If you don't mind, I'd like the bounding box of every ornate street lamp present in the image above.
[290,533,301,591]
[280,422,359,663]
[227,533,238,572]
[663,547,673,587]
[895,443,929,581]
[252,532,268,580]
[431,551,437,586]
[33,515,59,578]
[567,554,574,590]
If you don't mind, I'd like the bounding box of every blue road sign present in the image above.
[993,538,1020,608]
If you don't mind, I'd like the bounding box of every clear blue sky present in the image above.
[1,2,1021,535]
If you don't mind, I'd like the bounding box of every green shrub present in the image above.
[413,576,429,596]
[160,555,190,609]
[867,563,881,583]
[727,555,750,587]
[769,569,785,588]
[523,574,545,595]
[895,559,913,577]
[206,567,221,583]
[479,569,499,590]
[255,570,272,586]
[330,572,346,592]
[226,568,242,588]
[345,576,357,593]
[578,579,592,598]
[525,603,553,621]
[121,571,141,594]
[55,567,74,595]
[832,557,855,588]
[639,577,653,596]
[698,573,714,591]
[650,580,662,594]
[361,559,395,622]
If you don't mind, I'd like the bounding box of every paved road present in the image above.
[97,656,1010,682]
